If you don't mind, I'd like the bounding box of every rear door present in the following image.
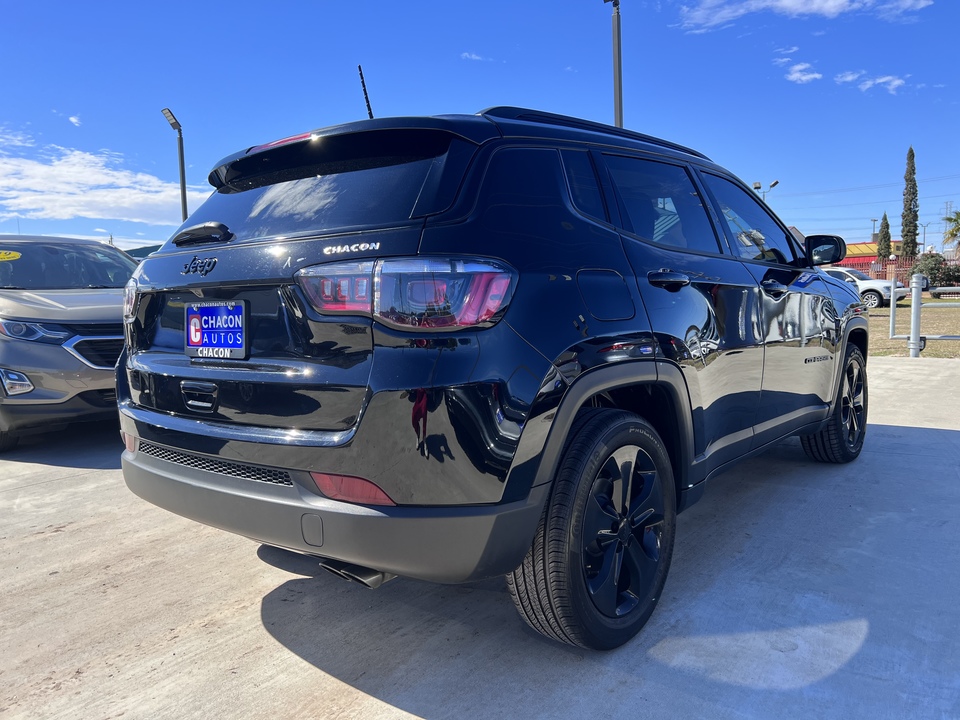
[599,153,764,471]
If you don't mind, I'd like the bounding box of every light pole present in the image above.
[752,179,779,202]
[161,108,188,222]
[920,221,931,252]
[603,0,623,128]
[871,218,878,240]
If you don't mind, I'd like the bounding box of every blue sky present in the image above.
[0,0,955,252]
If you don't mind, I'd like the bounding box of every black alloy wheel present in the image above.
[801,345,868,463]
[507,409,676,650]
[580,444,665,619]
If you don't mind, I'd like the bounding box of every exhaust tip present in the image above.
[319,559,396,589]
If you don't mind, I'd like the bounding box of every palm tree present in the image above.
[944,211,960,250]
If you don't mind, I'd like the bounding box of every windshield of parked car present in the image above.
[0,242,138,290]
[846,269,872,281]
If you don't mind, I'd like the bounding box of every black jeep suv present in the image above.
[119,107,867,650]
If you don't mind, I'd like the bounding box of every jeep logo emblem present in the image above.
[181,256,218,276]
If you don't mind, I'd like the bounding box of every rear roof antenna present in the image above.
[358,65,374,119]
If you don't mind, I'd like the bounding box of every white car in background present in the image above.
[823,267,908,309]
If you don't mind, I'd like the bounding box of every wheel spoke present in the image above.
[628,469,662,530]
[624,535,659,587]
[582,492,619,547]
[605,446,640,514]
[586,542,623,617]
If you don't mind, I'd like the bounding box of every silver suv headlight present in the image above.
[123,278,138,323]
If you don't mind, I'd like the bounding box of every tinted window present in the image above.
[701,173,797,265]
[560,150,606,222]
[188,130,460,242]
[602,155,720,254]
[824,269,847,281]
[0,242,137,290]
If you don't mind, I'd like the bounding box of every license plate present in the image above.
[185,301,247,359]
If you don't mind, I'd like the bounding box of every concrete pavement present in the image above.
[1,356,958,719]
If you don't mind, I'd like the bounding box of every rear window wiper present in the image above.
[172,221,235,246]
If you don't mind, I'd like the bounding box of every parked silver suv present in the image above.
[824,267,907,308]
[0,236,138,451]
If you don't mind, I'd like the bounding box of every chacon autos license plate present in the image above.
[185,301,247,359]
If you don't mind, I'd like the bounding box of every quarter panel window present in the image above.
[560,150,607,222]
[701,173,797,265]
[602,155,721,255]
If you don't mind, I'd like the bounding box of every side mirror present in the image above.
[805,234,846,266]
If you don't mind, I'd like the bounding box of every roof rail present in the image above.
[479,106,710,161]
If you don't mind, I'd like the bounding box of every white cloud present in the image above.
[68,116,81,127]
[776,46,800,54]
[786,63,823,84]
[877,0,933,19]
[0,142,208,226]
[680,0,931,30]
[772,57,792,66]
[858,75,906,93]
[0,127,35,154]
[835,70,865,83]
[460,52,486,61]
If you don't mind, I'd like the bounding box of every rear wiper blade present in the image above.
[172,221,235,246]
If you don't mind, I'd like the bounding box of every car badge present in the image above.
[182,256,218,276]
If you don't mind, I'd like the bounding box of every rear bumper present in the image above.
[121,440,548,584]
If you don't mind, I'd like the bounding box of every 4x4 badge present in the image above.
[181,256,218,276]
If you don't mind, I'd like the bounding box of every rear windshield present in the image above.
[185,129,466,242]
[0,242,138,290]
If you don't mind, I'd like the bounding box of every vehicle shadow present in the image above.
[257,424,960,719]
[4,419,122,470]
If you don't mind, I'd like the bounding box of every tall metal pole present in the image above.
[161,108,188,222]
[176,127,187,222]
[611,0,623,128]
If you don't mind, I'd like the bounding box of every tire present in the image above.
[507,409,676,650]
[0,431,18,453]
[861,290,882,309]
[801,345,867,463]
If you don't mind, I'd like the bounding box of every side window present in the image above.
[602,155,721,254]
[700,173,797,265]
[824,269,846,281]
[560,150,607,222]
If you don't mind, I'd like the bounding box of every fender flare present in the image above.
[503,359,698,509]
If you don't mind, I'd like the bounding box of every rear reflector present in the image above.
[310,472,396,506]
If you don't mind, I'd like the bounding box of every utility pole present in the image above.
[604,0,623,128]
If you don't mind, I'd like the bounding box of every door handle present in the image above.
[647,270,690,291]
[761,279,788,298]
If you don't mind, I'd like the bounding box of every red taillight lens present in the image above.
[310,472,396,506]
[297,257,515,330]
[375,258,515,330]
[296,261,374,314]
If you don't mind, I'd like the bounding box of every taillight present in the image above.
[296,257,515,331]
[297,261,374,314]
[310,472,396,506]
